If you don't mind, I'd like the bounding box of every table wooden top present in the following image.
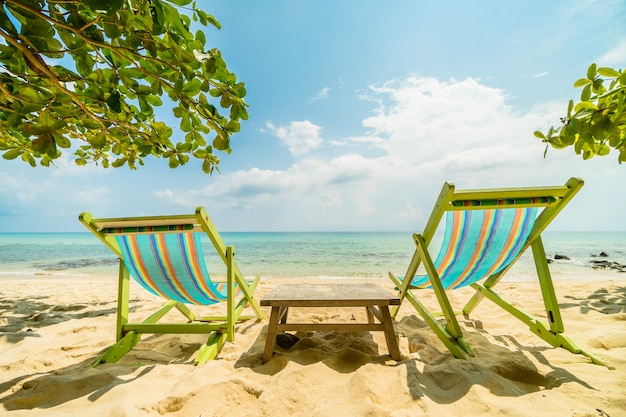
[260,283,400,307]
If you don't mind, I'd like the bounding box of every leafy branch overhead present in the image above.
[0,0,248,173]
[535,64,626,163]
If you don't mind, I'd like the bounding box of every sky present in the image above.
[1,0,626,232]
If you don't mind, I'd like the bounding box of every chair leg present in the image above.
[391,245,425,319]
[531,237,563,333]
[388,274,472,359]
[414,234,467,344]
[92,331,142,367]
[116,262,131,341]
[195,332,228,365]
[226,246,235,342]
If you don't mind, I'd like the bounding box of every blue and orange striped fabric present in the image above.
[410,208,537,290]
[116,232,240,305]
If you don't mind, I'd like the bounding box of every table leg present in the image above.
[380,305,401,360]
[263,306,281,363]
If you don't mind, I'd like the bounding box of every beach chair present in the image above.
[80,207,265,366]
[389,177,611,368]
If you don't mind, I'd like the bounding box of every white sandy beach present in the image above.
[1,272,625,416]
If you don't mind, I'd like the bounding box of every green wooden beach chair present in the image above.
[389,177,612,368]
[80,207,265,366]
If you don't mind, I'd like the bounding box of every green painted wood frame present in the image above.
[388,177,612,369]
[80,207,265,366]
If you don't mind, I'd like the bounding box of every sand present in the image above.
[1,273,625,417]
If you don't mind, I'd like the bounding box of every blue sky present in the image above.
[1,0,625,232]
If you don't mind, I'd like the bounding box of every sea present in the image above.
[0,232,625,282]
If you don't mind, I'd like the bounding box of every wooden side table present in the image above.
[260,283,401,363]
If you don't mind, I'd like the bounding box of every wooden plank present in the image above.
[260,284,400,307]
[276,323,386,332]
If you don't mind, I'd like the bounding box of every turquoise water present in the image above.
[0,232,624,280]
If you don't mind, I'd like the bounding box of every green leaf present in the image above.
[138,97,153,114]
[106,90,122,113]
[237,104,249,120]
[592,78,606,94]
[573,78,591,88]
[586,63,597,80]
[31,132,57,157]
[146,95,163,106]
[567,99,574,117]
[202,158,213,173]
[581,84,592,102]
[168,155,180,168]
[608,134,621,147]
[182,79,202,94]
[212,132,230,151]
[533,131,546,139]
[180,115,192,132]
[574,101,598,112]
[163,3,193,41]
[597,67,620,78]
[21,152,36,167]
[225,120,240,133]
[176,142,192,152]
[89,133,107,149]
[53,134,71,148]
[560,129,576,146]
[172,106,184,118]
[597,144,611,156]
[103,23,123,39]
[44,38,64,59]
[2,149,21,160]
[196,30,206,46]
[178,153,189,164]
[220,93,232,107]
[203,12,221,29]
[111,157,127,168]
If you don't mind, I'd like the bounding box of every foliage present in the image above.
[0,0,248,173]
[535,64,626,163]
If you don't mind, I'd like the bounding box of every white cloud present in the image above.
[309,87,331,102]
[265,120,323,156]
[153,74,624,231]
[362,76,521,161]
[328,135,385,147]
[531,72,549,79]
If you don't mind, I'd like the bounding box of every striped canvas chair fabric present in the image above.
[409,208,537,290]
[116,233,241,305]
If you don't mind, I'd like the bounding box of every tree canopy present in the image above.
[535,64,626,163]
[0,0,248,173]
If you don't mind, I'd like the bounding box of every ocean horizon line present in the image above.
[1,231,624,279]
